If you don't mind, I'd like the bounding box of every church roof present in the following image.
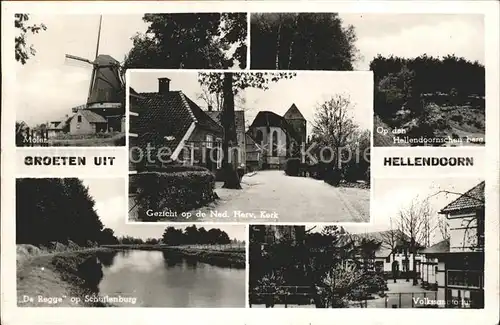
[283,103,305,120]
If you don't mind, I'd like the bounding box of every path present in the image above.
[193,170,369,223]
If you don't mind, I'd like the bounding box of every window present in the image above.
[271,131,278,157]
[255,130,263,145]
[447,270,482,288]
[77,115,82,123]
[206,134,213,148]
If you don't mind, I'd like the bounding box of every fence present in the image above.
[182,243,245,252]
[250,286,313,307]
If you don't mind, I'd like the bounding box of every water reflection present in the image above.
[98,250,245,307]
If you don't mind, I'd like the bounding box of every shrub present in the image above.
[284,158,301,176]
[324,168,341,186]
[134,171,217,221]
[450,114,463,123]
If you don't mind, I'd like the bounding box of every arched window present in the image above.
[255,130,263,145]
[272,130,278,157]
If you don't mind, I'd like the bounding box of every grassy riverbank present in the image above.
[102,244,246,268]
[17,246,114,307]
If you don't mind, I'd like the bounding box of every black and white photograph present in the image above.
[14,13,247,147]
[128,70,371,223]
[248,178,484,308]
[250,13,485,147]
[16,177,246,308]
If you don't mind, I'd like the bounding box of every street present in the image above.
[192,170,370,223]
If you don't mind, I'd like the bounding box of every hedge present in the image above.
[132,171,217,221]
[284,158,301,176]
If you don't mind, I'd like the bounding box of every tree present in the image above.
[380,217,403,283]
[397,196,433,285]
[16,178,106,246]
[198,72,296,189]
[251,13,359,70]
[15,14,47,65]
[124,13,247,69]
[311,94,359,185]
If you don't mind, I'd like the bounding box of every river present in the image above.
[96,250,245,307]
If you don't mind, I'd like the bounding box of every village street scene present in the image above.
[16,177,246,307]
[128,71,372,222]
[14,13,247,146]
[248,178,484,308]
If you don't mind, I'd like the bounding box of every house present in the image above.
[129,78,223,172]
[47,115,71,138]
[350,230,424,277]
[247,104,307,169]
[419,239,449,291]
[419,181,485,308]
[205,108,247,168]
[68,109,108,135]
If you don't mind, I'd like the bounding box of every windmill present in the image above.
[65,15,125,132]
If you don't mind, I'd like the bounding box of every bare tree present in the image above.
[380,217,402,283]
[311,94,358,169]
[397,196,433,285]
[196,84,247,112]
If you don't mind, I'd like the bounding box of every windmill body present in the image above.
[50,16,126,137]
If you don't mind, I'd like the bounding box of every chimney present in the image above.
[208,105,213,112]
[158,77,171,94]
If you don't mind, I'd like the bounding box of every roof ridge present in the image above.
[178,91,198,124]
[440,181,485,213]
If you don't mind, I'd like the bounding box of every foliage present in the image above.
[124,13,247,69]
[284,158,302,176]
[134,171,217,220]
[372,54,485,141]
[15,14,47,64]
[162,225,231,246]
[251,13,358,70]
[16,178,115,246]
[370,54,485,97]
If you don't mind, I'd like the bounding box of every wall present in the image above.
[69,114,95,135]
[436,260,446,305]
[447,212,478,252]
[286,118,307,144]
[183,127,222,168]
[383,253,422,272]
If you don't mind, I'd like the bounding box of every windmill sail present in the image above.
[87,54,123,106]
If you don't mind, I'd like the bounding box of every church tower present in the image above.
[283,103,306,144]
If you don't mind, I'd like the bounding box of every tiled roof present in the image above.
[205,110,245,136]
[132,91,222,159]
[250,111,302,143]
[134,91,193,156]
[283,103,305,120]
[419,239,450,254]
[183,96,223,134]
[439,181,485,213]
[78,110,107,123]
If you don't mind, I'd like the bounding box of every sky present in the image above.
[342,177,484,244]
[16,14,148,126]
[130,70,373,135]
[339,13,485,70]
[81,178,246,241]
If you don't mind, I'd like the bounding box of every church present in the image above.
[246,104,307,170]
